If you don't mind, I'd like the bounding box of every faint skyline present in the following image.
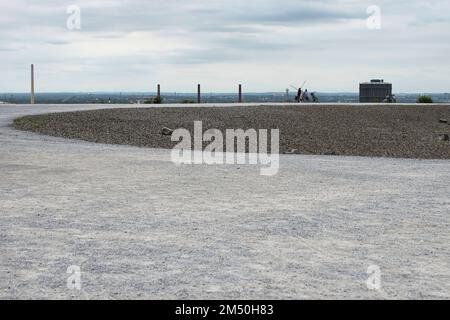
[1,0,449,93]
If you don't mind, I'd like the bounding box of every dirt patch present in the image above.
[12,104,450,159]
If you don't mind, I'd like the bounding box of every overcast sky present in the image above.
[1,0,449,93]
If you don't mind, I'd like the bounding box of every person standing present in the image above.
[303,89,311,102]
[296,88,302,102]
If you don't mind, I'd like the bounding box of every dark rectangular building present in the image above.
[359,79,392,103]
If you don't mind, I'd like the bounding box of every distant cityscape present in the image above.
[1,92,450,104]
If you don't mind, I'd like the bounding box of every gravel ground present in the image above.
[12,104,450,159]
[1,104,450,300]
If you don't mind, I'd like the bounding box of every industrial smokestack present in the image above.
[30,64,35,104]
[238,84,242,103]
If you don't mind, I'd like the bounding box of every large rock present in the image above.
[161,127,173,136]
[284,149,298,155]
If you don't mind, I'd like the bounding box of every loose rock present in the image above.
[161,127,173,136]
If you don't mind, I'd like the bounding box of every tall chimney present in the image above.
[238,84,242,103]
[30,64,35,104]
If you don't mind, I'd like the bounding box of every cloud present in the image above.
[0,0,449,92]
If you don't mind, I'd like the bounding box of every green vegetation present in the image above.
[181,99,195,104]
[144,96,163,104]
[417,95,433,103]
[153,96,163,104]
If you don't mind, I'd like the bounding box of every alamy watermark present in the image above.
[171,121,280,176]
[366,264,382,291]
[67,265,82,290]
[67,5,81,30]
[366,5,382,30]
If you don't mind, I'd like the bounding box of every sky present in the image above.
[0,0,449,93]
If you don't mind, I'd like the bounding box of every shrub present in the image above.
[417,95,433,103]
[153,96,163,104]
[143,96,163,104]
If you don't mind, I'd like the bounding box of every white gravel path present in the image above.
[1,104,449,300]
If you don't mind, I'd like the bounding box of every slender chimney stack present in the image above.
[30,64,35,104]
[157,84,161,99]
[197,84,201,104]
[238,84,242,103]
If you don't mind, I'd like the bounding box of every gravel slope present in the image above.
[12,104,450,159]
[1,104,450,300]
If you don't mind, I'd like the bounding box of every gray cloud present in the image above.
[0,0,449,92]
